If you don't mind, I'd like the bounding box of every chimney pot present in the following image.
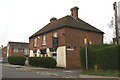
[1,45,3,49]
[71,6,79,20]
[50,17,57,23]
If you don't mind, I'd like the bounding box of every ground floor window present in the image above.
[40,49,46,54]
[14,48,18,52]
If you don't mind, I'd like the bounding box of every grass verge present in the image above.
[81,70,119,77]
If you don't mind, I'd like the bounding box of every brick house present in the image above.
[0,47,1,58]
[7,41,29,57]
[0,46,7,58]
[29,6,104,68]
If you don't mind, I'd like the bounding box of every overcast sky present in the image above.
[0,0,120,46]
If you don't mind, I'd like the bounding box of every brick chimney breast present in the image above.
[71,6,79,20]
[50,17,57,23]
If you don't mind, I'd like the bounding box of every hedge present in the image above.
[28,57,57,68]
[80,44,120,70]
[8,56,26,65]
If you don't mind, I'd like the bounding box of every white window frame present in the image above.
[53,32,57,38]
[34,38,37,47]
[38,36,40,39]
[14,48,18,52]
[42,35,46,45]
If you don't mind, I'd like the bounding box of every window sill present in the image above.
[42,44,46,46]
[33,46,37,48]
[53,37,58,39]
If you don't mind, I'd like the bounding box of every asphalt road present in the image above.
[1,63,119,80]
[2,64,82,78]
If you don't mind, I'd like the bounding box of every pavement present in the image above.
[1,63,120,79]
[2,63,61,71]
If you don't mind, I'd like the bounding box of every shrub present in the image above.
[28,57,57,68]
[8,56,26,65]
[80,44,119,70]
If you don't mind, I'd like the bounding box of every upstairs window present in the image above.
[37,36,40,47]
[14,48,18,52]
[53,32,57,38]
[53,39,58,46]
[42,35,46,45]
[34,38,37,47]
[38,36,40,39]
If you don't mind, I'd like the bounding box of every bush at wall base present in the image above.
[8,56,26,65]
[28,57,57,68]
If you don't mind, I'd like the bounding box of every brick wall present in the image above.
[57,28,66,46]
[2,47,7,58]
[29,28,66,50]
[10,48,24,56]
[29,27,103,68]
[29,38,34,50]
[65,27,103,68]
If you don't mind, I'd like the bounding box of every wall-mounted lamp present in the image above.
[67,46,70,48]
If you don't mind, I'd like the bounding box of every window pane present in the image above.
[42,35,46,45]
[53,32,57,37]
[14,48,18,52]
[43,36,45,40]
[20,49,23,52]
[53,39,58,46]
[34,38,37,47]
[3,51,6,54]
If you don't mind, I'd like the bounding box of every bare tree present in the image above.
[108,17,116,37]
[108,15,120,44]
[108,17,115,28]
[118,16,120,36]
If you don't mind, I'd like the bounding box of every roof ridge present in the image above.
[77,18,103,32]
[57,15,70,21]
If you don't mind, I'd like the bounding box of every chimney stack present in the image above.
[71,6,79,20]
[1,45,3,49]
[50,17,57,23]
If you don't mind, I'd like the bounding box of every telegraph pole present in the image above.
[113,2,119,44]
